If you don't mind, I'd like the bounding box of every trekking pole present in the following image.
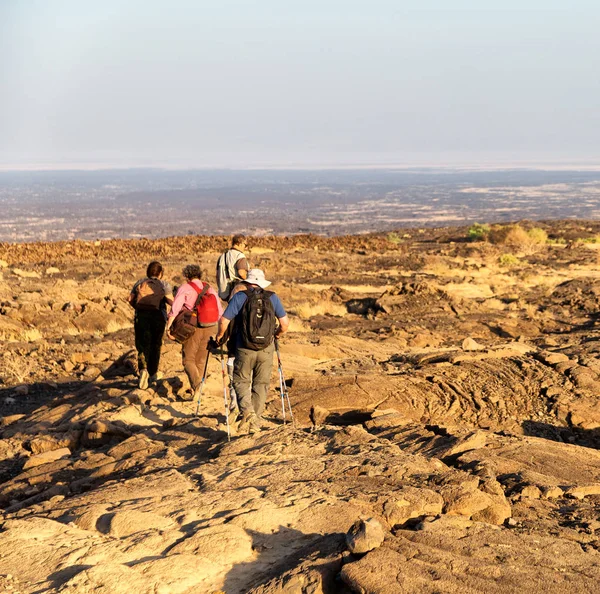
[278,360,287,425]
[275,338,295,427]
[194,347,211,417]
[218,348,231,441]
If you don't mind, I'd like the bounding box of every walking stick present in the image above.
[194,348,211,417]
[219,348,231,441]
[274,338,295,427]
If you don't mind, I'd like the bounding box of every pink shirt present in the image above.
[168,280,224,319]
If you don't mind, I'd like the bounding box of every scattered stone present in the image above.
[11,268,41,278]
[13,385,28,396]
[23,447,71,469]
[309,405,329,427]
[566,484,600,500]
[28,433,80,454]
[0,414,25,427]
[520,485,542,499]
[542,486,564,499]
[83,365,102,378]
[62,360,75,372]
[71,352,96,364]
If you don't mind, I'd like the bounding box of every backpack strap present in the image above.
[223,251,232,282]
[189,281,209,308]
[224,249,242,282]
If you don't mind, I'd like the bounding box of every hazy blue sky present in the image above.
[1,0,599,169]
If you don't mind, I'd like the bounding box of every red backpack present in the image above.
[190,282,220,327]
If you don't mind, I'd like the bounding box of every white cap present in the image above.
[246,268,272,289]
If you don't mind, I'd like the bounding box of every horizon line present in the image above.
[2,159,600,173]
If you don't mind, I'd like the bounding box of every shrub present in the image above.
[498,253,520,267]
[467,223,491,242]
[489,224,547,254]
[527,227,548,245]
[387,232,403,245]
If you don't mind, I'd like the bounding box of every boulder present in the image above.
[383,487,444,528]
[462,337,485,351]
[346,518,385,554]
[28,433,80,454]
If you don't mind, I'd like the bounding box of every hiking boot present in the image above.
[138,369,149,390]
[237,411,256,435]
[150,372,163,384]
[228,406,240,425]
[179,389,194,402]
[248,414,262,435]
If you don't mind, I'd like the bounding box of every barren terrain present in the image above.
[2,221,600,592]
[2,168,600,241]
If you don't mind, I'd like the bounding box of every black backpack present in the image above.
[240,287,277,350]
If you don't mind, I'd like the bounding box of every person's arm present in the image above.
[215,293,244,343]
[215,316,231,344]
[276,315,289,337]
[166,285,189,338]
[128,281,139,308]
[163,282,174,307]
[235,255,249,280]
[127,292,137,308]
[271,294,288,337]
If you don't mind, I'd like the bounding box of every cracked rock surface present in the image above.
[2,225,600,592]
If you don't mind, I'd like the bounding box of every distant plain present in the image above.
[1,168,600,242]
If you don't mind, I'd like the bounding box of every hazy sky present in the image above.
[1,0,599,169]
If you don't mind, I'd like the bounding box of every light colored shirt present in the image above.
[169,280,224,319]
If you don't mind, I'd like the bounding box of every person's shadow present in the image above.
[522,420,600,450]
[221,527,348,593]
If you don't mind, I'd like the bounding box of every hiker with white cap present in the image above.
[215,269,289,434]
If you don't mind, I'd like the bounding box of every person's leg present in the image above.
[193,327,213,389]
[147,313,166,377]
[233,348,257,417]
[134,312,152,389]
[134,313,149,372]
[182,328,202,390]
[251,343,275,419]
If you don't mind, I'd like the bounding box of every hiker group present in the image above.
[128,235,290,435]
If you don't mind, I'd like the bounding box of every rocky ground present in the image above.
[2,221,600,592]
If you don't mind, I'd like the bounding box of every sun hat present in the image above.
[246,268,271,289]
